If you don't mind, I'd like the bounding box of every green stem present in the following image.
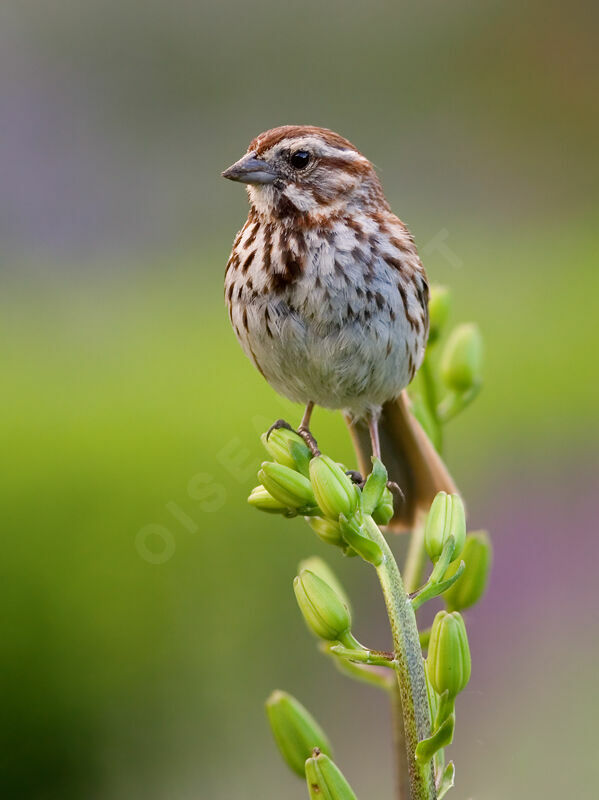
[330,644,395,668]
[364,516,436,800]
[321,643,393,691]
[391,681,411,800]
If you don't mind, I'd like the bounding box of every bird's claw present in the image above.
[267,418,321,457]
[266,419,293,440]
[346,470,365,488]
[386,480,405,502]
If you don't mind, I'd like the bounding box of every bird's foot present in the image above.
[266,419,294,440]
[297,426,321,457]
[266,418,321,457]
[386,480,405,502]
[346,470,365,488]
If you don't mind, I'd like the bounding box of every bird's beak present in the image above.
[222,152,278,185]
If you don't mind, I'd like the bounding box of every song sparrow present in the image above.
[222,125,454,529]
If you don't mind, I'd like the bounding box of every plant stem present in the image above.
[391,681,410,800]
[331,656,394,691]
[364,517,436,800]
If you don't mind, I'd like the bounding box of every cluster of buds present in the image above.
[248,427,393,565]
[248,307,489,799]
[266,690,357,798]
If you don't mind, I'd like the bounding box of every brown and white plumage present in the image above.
[223,125,455,529]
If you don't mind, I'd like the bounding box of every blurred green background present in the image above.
[2,1,597,798]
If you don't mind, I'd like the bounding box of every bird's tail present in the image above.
[345,391,457,532]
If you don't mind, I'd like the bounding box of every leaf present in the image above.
[415,714,455,764]
[437,761,455,798]
[360,458,387,514]
[339,515,383,566]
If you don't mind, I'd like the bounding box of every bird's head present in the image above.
[222,125,387,222]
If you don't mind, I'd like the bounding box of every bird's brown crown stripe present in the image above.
[250,125,360,156]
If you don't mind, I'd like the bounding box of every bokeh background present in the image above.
[2,1,598,798]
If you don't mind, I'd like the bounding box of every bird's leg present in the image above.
[368,415,404,500]
[297,401,321,456]
[368,415,382,461]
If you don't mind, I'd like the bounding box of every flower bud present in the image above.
[443,531,492,611]
[247,485,290,514]
[441,323,483,393]
[424,492,466,564]
[309,455,358,520]
[305,750,357,800]
[293,569,351,642]
[371,486,394,526]
[307,516,345,548]
[261,428,312,476]
[258,461,316,510]
[298,556,352,614]
[428,284,451,344]
[427,610,471,698]
[265,691,333,777]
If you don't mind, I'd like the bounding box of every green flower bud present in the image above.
[298,557,352,615]
[261,428,312,476]
[424,492,466,563]
[293,569,351,642]
[305,750,357,800]
[444,531,492,611]
[307,516,345,548]
[309,455,358,520]
[258,461,316,510]
[247,485,290,514]
[371,486,394,526]
[428,284,451,344]
[265,691,333,778]
[441,323,483,393]
[427,610,471,698]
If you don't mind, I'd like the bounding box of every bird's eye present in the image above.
[289,150,311,170]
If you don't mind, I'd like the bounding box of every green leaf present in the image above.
[411,561,465,611]
[339,514,383,566]
[437,761,455,798]
[415,714,455,764]
[361,457,387,515]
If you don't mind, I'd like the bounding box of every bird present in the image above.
[222,125,455,530]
